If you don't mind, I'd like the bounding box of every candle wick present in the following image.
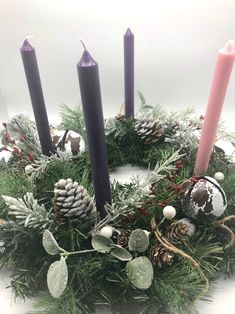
[25,35,35,40]
[228,39,235,50]
[80,39,87,51]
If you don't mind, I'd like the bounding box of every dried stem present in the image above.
[215,224,235,249]
[151,217,209,296]
[216,215,235,224]
[214,215,235,249]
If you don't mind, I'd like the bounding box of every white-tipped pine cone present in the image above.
[135,116,164,144]
[53,178,95,222]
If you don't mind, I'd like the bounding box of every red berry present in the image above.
[176,160,183,169]
[190,176,200,183]
[138,207,149,216]
[167,174,176,181]
[160,201,168,208]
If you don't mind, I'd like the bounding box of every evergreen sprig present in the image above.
[0,102,234,314]
[2,193,54,230]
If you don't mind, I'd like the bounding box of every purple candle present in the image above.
[20,39,54,156]
[124,28,134,118]
[77,44,111,219]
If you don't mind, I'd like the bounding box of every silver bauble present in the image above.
[51,129,85,157]
[182,176,227,221]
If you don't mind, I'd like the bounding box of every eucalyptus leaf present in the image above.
[128,229,149,252]
[126,256,154,289]
[47,256,68,298]
[42,229,60,255]
[91,234,113,253]
[110,244,132,261]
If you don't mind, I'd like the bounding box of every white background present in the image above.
[1,0,235,127]
[0,0,235,313]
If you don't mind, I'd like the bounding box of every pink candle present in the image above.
[194,40,235,176]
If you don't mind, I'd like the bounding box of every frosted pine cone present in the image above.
[149,244,174,268]
[135,116,163,144]
[165,222,189,243]
[53,178,95,223]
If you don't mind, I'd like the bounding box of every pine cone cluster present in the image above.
[117,230,132,248]
[135,116,164,144]
[149,244,174,268]
[165,222,189,243]
[53,178,95,223]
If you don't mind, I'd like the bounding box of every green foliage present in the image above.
[0,104,235,314]
[33,154,91,207]
[0,169,33,218]
[28,289,85,314]
[60,104,86,138]
[2,193,54,230]
[149,262,205,314]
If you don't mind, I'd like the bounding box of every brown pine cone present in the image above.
[149,244,174,268]
[117,230,132,248]
[165,222,189,243]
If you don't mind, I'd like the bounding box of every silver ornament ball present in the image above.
[182,176,227,221]
[51,129,85,157]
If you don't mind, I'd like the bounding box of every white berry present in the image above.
[214,172,225,182]
[25,165,34,175]
[100,226,113,238]
[163,206,176,219]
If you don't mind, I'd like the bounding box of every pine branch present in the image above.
[148,149,185,184]
[2,193,53,231]
[8,114,42,155]
[60,104,85,138]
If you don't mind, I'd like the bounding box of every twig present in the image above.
[151,217,209,296]
[216,215,235,224]
[214,215,235,249]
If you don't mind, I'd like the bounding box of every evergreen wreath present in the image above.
[0,94,235,314]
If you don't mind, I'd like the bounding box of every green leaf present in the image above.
[137,91,146,105]
[128,229,149,252]
[110,244,132,261]
[42,230,60,255]
[91,234,113,253]
[126,257,154,289]
[47,256,68,298]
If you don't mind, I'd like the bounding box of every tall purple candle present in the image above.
[77,45,111,219]
[20,39,54,156]
[124,28,134,118]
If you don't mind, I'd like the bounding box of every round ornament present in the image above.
[100,226,113,238]
[25,164,34,175]
[214,172,225,182]
[182,176,227,221]
[51,129,85,157]
[163,205,176,220]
